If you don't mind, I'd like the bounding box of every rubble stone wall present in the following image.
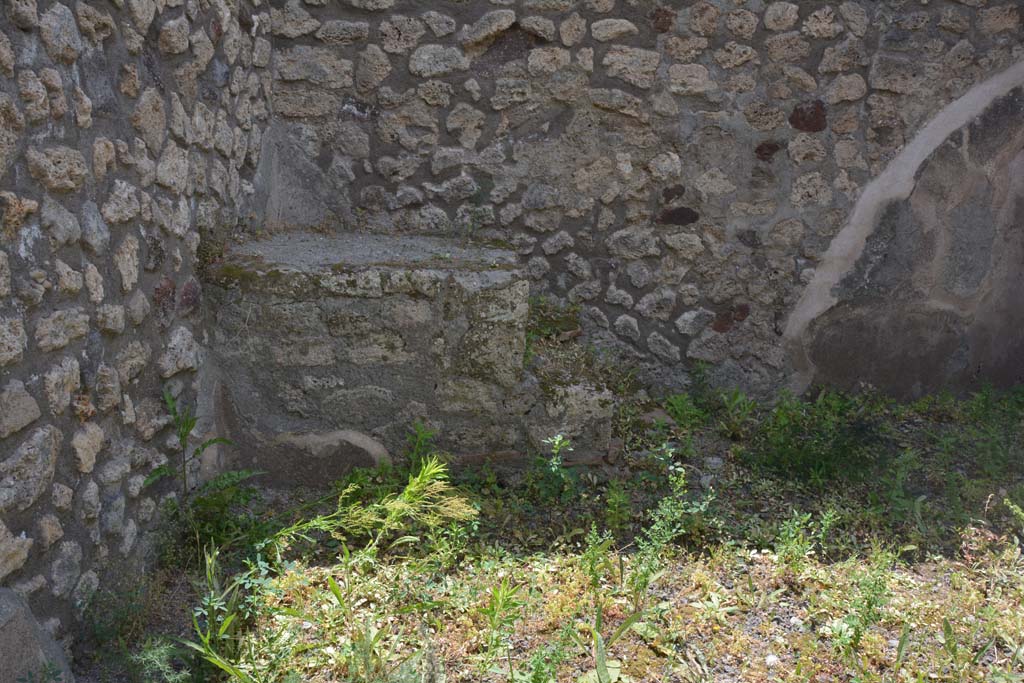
[2,0,1023,658]
[0,0,271,655]
[261,0,1023,394]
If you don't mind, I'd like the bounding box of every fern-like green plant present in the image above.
[147,389,232,498]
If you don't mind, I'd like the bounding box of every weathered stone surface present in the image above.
[316,20,369,44]
[158,326,199,377]
[94,363,121,413]
[35,309,89,352]
[102,181,141,224]
[603,46,660,89]
[0,528,33,584]
[37,515,63,549]
[790,171,833,207]
[49,541,81,597]
[0,318,26,367]
[72,423,103,474]
[26,146,88,192]
[591,19,638,41]
[7,0,38,29]
[81,201,111,254]
[0,252,8,298]
[0,381,41,439]
[460,10,515,48]
[789,100,827,131]
[158,15,190,54]
[132,88,167,153]
[356,44,392,92]
[802,6,843,38]
[0,426,61,514]
[978,5,1019,34]
[765,2,799,31]
[156,141,188,193]
[76,1,115,43]
[39,3,82,64]
[766,31,810,62]
[277,46,354,89]
[43,356,79,414]
[272,430,391,467]
[97,304,125,334]
[41,196,81,247]
[668,63,716,96]
[0,588,75,683]
[409,45,469,77]
[827,73,867,103]
[272,0,319,38]
[0,94,24,177]
[114,236,139,293]
[869,54,927,94]
[648,331,681,361]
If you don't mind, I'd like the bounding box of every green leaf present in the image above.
[195,437,234,458]
[607,611,643,648]
[942,618,957,657]
[143,464,173,489]
[388,535,420,550]
[972,637,995,665]
[217,613,236,638]
[895,623,911,667]
[594,632,610,683]
[327,576,346,609]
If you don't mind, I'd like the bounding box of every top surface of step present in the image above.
[221,232,519,272]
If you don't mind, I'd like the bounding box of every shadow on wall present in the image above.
[793,84,1024,398]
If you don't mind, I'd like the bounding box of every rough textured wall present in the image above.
[788,79,1024,397]
[263,0,1023,395]
[0,0,270,654]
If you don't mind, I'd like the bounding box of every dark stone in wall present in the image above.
[755,141,782,161]
[650,7,676,33]
[789,100,827,132]
[657,206,699,225]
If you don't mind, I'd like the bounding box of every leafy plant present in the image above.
[1006,498,1024,540]
[574,527,640,683]
[825,548,892,667]
[16,662,64,683]
[514,626,574,683]
[663,394,708,433]
[748,390,878,481]
[406,421,436,469]
[149,389,233,498]
[127,639,191,683]
[478,578,526,677]
[184,546,251,681]
[603,480,631,535]
[774,509,840,574]
[527,434,577,502]
[693,592,739,626]
[717,389,756,441]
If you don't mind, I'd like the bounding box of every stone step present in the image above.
[204,232,533,484]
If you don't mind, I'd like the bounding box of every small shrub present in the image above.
[127,639,191,683]
[603,480,631,535]
[526,434,578,503]
[747,390,879,480]
[663,394,708,433]
[477,578,526,675]
[716,389,757,441]
[16,662,64,683]
[406,420,436,468]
